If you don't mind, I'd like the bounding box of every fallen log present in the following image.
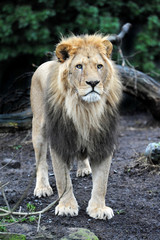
[117,65,160,120]
[0,66,160,131]
[0,108,32,132]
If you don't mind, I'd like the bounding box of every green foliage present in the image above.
[0,1,55,61]
[28,216,37,222]
[26,202,36,212]
[134,14,160,75]
[13,145,22,150]
[0,204,37,232]
[116,209,125,215]
[0,233,26,240]
[0,225,7,232]
[0,0,160,78]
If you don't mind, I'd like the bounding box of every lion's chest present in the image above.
[46,103,118,164]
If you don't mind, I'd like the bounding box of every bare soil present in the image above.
[0,113,160,240]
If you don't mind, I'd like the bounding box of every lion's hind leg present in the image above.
[32,118,53,198]
[87,155,114,220]
[50,148,79,216]
[76,158,91,177]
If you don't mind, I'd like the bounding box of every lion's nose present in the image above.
[86,80,100,88]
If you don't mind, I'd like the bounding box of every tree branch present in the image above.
[108,23,132,46]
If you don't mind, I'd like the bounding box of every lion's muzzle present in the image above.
[81,80,101,103]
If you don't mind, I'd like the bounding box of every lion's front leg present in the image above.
[87,154,114,220]
[32,118,53,198]
[50,148,79,217]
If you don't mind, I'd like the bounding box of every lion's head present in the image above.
[55,35,121,105]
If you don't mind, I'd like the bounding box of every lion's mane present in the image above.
[44,34,122,164]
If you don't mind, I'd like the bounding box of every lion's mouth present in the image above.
[82,91,101,103]
[84,90,100,96]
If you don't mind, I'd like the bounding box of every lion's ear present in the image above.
[102,40,113,58]
[56,43,72,63]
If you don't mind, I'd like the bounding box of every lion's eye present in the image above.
[76,64,83,69]
[97,64,103,69]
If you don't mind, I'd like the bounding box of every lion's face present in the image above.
[56,35,113,103]
[69,51,108,103]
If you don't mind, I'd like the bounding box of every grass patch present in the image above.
[0,203,37,232]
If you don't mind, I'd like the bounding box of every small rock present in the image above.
[60,228,99,240]
[145,142,160,165]
[2,158,21,169]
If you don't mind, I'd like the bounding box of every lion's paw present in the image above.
[87,205,114,220]
[55,201,79,217]
[34,185,53,198]
[76,166,91,177]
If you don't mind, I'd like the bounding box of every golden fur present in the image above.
[47,34,121,141]
[30,34,122,220]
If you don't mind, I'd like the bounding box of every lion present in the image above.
[30,34,122,220]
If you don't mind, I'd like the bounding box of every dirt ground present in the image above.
[0,113,160,240]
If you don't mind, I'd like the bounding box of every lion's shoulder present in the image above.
[32,60,59,91]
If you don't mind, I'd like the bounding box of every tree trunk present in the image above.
[117,65,160,120]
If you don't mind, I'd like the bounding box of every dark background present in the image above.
[0,0,160,113]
